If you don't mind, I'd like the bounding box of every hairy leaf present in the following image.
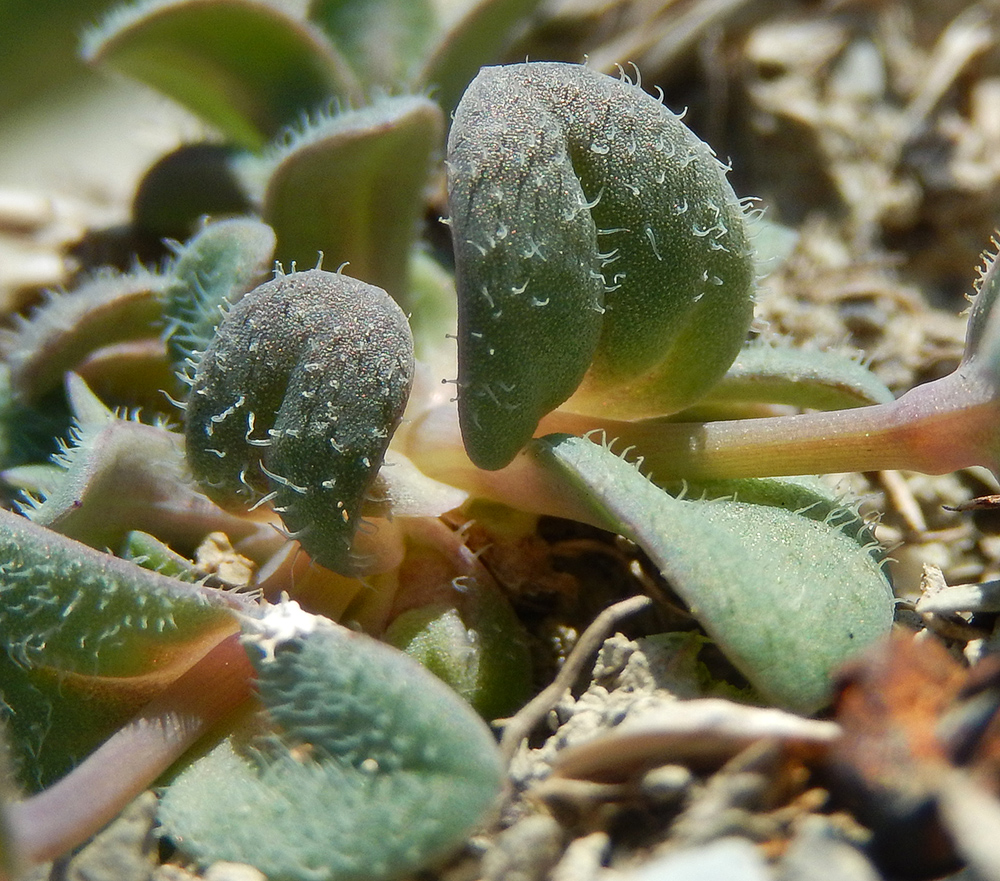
[0,508,244,789]
[10,377,277,559]
[163,217,277,380]
[159,602,503,881]
[185,270,414,575]
[447,62,755,469]
[529,435,895,712]
[1,268,165,404]
[693,343,895,415]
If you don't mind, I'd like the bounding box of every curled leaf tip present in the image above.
[447,61,755,470]
[184,269,414,575]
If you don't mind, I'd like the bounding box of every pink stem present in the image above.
[539,369,999,480]
[407,369,998,520]
[7,632,254,865]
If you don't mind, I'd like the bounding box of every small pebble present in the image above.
[777,815,880,881]
[202,861,267,881]
[480,813,564,881]
[63,791,158,881]
[621,836,771,881]
[550,831,611,881]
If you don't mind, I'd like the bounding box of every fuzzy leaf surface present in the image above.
[254,97,443,304]
[159,604,502,881]
[13,384,276,559]
[185,270,414,575]
[447,62,754,469]
[0,509,244,788]
[163,217,277,378]
[529,435,895,712]
[2,268,165,403]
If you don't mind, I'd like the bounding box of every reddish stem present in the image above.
[539,369,999,481]
[7,632,254,864]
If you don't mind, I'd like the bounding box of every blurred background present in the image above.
[2,0,999,309]
[0,0,200,192]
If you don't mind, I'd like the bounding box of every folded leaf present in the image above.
[694,343,895,413]
[185,270,414,575]
[447,62,755,469]
[13,383,277,559]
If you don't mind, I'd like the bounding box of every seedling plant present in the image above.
[1,1,999,879]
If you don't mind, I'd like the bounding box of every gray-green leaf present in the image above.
[184,270,414,575]
[159,602,503,881]
[529,435,895,712]
[447,62,755,469]
[163,217,277,380]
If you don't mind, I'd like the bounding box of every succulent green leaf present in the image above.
[184,270,414,575]
[81,0,360,149]
[249,96,444,304]
[159,603,503,881]
[1,268,165,404]
[447,62,755,469]
[528,435,895,712]
[163,217,277,380]
[419,0,551,116]
[0,508,244,788]
[384,578,532,720]
[309,0,437,87]
[688,342,895,416]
